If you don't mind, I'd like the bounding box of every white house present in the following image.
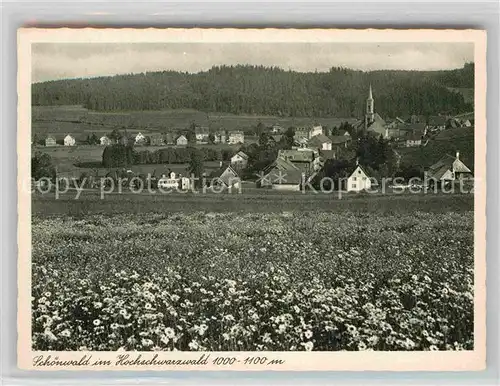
[100,135,112,146]
[64,134,76,146]
[230,151,249,169]
[135,132,146,145]
[310,125,323,138]
[347,163,371,192]
[228,131,244,144]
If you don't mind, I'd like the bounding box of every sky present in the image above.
[32,42,474,83]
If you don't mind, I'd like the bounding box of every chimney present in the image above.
[456,151,460,160]
[356,158,359,166]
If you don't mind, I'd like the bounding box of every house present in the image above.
[308,134,332,151]
[100,135,113,146]
[195,126,210,144]
[293,128,310,143]
[213,130,227,144]
[278,148,322,175]
[64,134,76,146]
[149,133,164,146]
[135,132,146,145]
[427,116,447,131]
[228,130,244,144]
[45,135,56,147]
[271,125,285,134]
[293,125,323,142]
[461,119,472,127]
[425,151,472,187]
[209,164,241,190]
[260,156,304,191]
[330,135,351,149]
[405,133,423,147]
[176,135,188,146]
[230,151,249,169]
[164,133,176,145]
[158,171,180,190]
[310,125,323,138]
[347,162,371,192]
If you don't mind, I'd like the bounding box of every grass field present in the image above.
[32,105,358,139]
[32,209,473,351]
[32,190,474,216]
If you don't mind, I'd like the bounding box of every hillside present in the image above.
[398,126,475,170]
[32,64,474,118]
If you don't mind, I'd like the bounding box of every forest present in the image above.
[32,64,474,118]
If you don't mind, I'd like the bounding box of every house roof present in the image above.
[263,156,303,185]
[447,118,461,128]
[176,134,187,141]
[45,135,56,140]
[330,135,351,145]
[278,149,314,163]
[229,130,244,135]
[234,151,249,160]
[319,150,336,160]
[308,133,332,147]
[64,134,74,138]
[427,154,472,179]
[348,164,370,179]
[210,164,240,186]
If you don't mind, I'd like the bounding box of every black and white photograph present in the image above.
[18,28,486,371]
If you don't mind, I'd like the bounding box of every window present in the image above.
[352,184,357,188]
[358,170,361,174]
[352,177,357,181]
[363,177,366,180]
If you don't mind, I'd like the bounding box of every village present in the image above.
[33,86,474,195]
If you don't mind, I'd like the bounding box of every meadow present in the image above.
[32,209,474,351]
[32,105,358,138]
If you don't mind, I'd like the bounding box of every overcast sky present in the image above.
[32,42,474,83]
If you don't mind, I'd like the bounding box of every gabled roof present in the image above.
[348,164,370,179]
[234,151,249,160]
[45,135,56,140]
[176,134,187,141]
[308,133,332,147]
[64,134,74,138]
[427,154,472,179]
[263,156,304,185]
[229,130,244,135]
[210,164,240,187]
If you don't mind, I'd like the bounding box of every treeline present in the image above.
[102,144,233,168]
[32,64,474,118]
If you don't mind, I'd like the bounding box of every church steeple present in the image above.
[365,84,374,129]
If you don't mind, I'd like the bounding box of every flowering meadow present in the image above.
[32,211,474,351]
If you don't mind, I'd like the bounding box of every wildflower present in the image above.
[93,302,103,309]
[429,345,439,351]
[358,342,367,351]
[164,327,175,339]
[303,341,314,351]
[93,319,101,326]
[304,330,313,339]
[188,340,199,350]
[59,329,71,338]
[44,291,52,298]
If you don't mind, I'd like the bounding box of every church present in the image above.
[355,85,388,138]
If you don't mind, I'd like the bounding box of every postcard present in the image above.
[18,28,486,371]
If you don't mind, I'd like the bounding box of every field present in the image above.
[32,105,358,139]
[32,207,474,351]
[32,190,474,216]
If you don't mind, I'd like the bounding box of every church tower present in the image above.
[365,84,374,126]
